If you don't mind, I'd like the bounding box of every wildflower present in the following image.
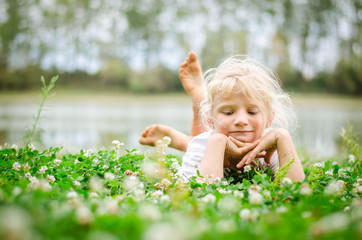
[249,191,263,205]
[233,190,244,198]
[244,165,252,172]
[134,171,141,177]
[73,180,81,187]
[263,190,271,198]
[281,177,293,185]
[300,184,312,195]
[200,193,216,204]
[348,154,355,164]
[216,219,236,233]
[353,185,362,194]
[112,140,124,150]
[338,168,346,177]
[138,204,162,221]
[249,184,261,193]
[325,170,333,176]
[324,180,344,195]
[74,159,80,165]
[89,177,106,194]
[161,179,171,189]
[275,206,288,213]
[218,196,239,213]
[151,190,164,198]
[171,162,181,171]
[11,144,18,151]
[27,143,35,151]
[102,164,109,170]
[217,188,231,194]
[313,162,323,168]
[104,198,119,214]
[123,176,144,193]
[23,162,31,171]
[25,172,31,178]
[88,192,99,198]
[54,159,62,167]
[239,208,259,221]
[38,166,48,174]
[28,179,52,191]
[302,211,312,218]
[141,161,160,179]
[67,191,78,199]
[124,170,134,176]
[163,136,172,145]
[12,162,21,171]
[104,172,115,181]
[76,206,93,225]
[47,174,56,183]
[143,223,181,240]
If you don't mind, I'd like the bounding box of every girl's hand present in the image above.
[224,137,265,169]
[236,129,281,168]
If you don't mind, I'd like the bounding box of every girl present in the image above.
[140,52,305,182]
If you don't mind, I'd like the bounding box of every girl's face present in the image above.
[211,91,270,143]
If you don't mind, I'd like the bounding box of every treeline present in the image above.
[0,57,360,94]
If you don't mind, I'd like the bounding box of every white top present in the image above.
[177,130,279,180]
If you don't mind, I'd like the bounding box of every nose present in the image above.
[233,111,248,126]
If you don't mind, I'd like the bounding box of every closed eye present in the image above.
[224,111,234,115]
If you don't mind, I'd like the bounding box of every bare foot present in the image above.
[139,124,192,152]
[179,51,204,103]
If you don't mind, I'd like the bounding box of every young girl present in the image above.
[139,52,305,182]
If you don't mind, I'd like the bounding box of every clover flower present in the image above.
[102,164,109,170]
[244,165,252,172]
[54,159,62,167]
[89,177,106,194]
[104,172,116,181]
[138,204,162,221]
[83,149,92,157]
[73,180,81,187]
[47,174,56,183]
[25,172,31,178]
[218,196,239,213]
[161,179,171,189]
[92,158,99,164]
[28,178,52,192]
[12,162,21,171]
[200,193,216,203]
[348,154,355,164]
[124,170,134,176]
[325,170,333,176]
[27,144,35,151]
[151,190,163,198]
[171,162,181,171]
[23,162,31,171]
[76,206,93,225]
[249,191,263,205]
[11,144,18,151]
[281,177,293,185]
[38,166,48,174]
[338,168,346,178]
[123,176,144,193]
[216,219,236,233]
[74,159,80,165]
[300,184,312,195]
[239,208,259,221]
[313,162,323,168]
[112,140,124,150]
[233,190,244,198]
[324,180,344,195]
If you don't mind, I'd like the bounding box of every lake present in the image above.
[0,93,361,158]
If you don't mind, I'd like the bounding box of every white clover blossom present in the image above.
[112,140,124,150]
[93,158,99,164]
[28,178,51,191]
[324,180,344,195]
[239,208,259,221]
[67,191,78,199]
[123,176,144,193]
[217,188,232,194]
[348,154,355,164]
[325,170,333,176]
[104,172,116,181]
[27,144,35,151]
[161,179,171,189]
[102,164,109,170]
[74,159,80,165]
[12,162,21,171]
[23,162,31,171]
[151,190,164,198]
[300,184,312,195]
[244,165,252,173]
[249,191,263,205]
[338,168,346,177]
[47,174,56,183]
[281,177,293,185]
[216,219,236,233]
[163,136,172,145]
[73,180,81,187]
[137,204,162,221]
[275,206,288,213]
[76,206,93,225]
[200,193,216,203]
[39,166,48,174]
[171,162,181,171]
[233,190,244,198]
[313,162,323,168]
[54,159,62,167]
[11,144,18,151]
[25,172,31,178]
[83,149,93,157]
[218,196,239,213]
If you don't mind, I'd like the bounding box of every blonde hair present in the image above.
[200,55,296,132]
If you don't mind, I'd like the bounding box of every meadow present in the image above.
[0,77,361,240]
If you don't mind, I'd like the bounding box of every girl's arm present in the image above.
[236,128,305,182]
[198,133,261,180]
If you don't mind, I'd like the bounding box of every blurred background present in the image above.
[0,0,361,158]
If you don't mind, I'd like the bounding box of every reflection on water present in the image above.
[0,99,361,158]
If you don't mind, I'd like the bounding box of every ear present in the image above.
[265,111,275,128]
